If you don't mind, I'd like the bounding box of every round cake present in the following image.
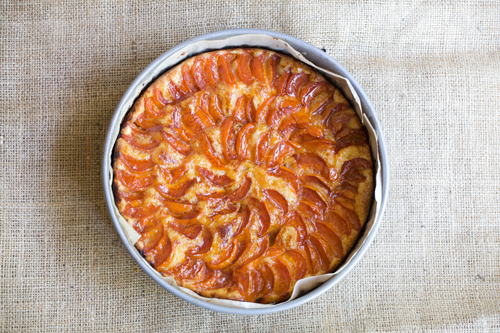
[112,48,373,304]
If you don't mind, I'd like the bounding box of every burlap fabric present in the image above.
[1,1,499,332]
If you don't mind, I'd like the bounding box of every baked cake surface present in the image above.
[112,48,373,303]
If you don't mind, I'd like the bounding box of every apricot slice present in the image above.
[334,129,368,152]
[140,219,164,253]
[122,202,159,219]
[161,131,191,156]
[324,210,351,236]
[188,228,213,255]
[235,236,269,268]
[286,72,309,98]
[148,230,172,268]
[234,269,264,301]
[334,204,361,231]
[267,141,296,169]
[285,250,308,280]
[210,203,239,218]
[301,139,336,152]
[226,176,252,202]
[250,53,265,83]
[116,189,144,202]
[276,68,291,95]
[173,259,206,281]
[170,164,188,181]
[283,212,307,242]
[268,166,301,194]
[310,94,333,116]
[305,236,328,273]
[203,56,219,87]
[256,263,275,301]
[116,169,154,191]
[181,64,197,93]
[198,132,224,168]
[208,240,245,270]
[264,54,279,90]
[296,201,322,229]
[340,158,373,180]
[300,81,330,106]
[144,97,167,118]
[289,126,323,143]
[192,104,216,128]
[300,186,327,214]
[269,258,292,297]
[119,153,155,172]
[161,200,200,219]
[207,54,220,85]
[262,189,288,216]
[233,205,250,237]
[208,94,224,124]
[302,175,331,193]
[192,58,207,90]
[217,53,236,85]
[264,245,286,258]
[315,223,343,259]
[308,234,333,270]
[169,223,203,240]
[196,166,232,186]
[167,79,185,101]
[193,269,232,290]
[236,123,255,160]
[156,178,196,198]
[181,110,204,133]
[255,96,276,122]
[233,95,249,123]
[294,152,330,180]
[220,116,237,161]
[151,87,169,107]
[248,198,271,237]
[132,113,162,133]
[268,106,297,128]
[333,182,358,199]
[234,50,254,85]
[254,132,270,166]
[331,193,356,211]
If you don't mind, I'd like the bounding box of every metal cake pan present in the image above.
[102,29,389,315]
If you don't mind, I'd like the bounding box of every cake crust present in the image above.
[112,48,374,303]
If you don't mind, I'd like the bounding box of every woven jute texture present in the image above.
[1,1,499,332]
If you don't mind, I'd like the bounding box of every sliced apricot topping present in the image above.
[116,169,154,191]
[294,152,330,180]
[192,58,207,89]
[250,53,265,83]
[220,116,237,161]
[254,132,270,166]
[248,198,271,237]
[262,189,288,216]
[198,132,224,168]
[156,178,196,198]
[234,49,254,85]
[236,123,256,160]
[119,153,155,172]
[161,131,191,156]
[226,176,252,202]
[267,141,296,169]
[286,72,309,98]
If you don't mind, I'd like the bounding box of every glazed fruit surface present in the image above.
[113,48,373,303]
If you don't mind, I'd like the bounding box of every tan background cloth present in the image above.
[1,1,499,332]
